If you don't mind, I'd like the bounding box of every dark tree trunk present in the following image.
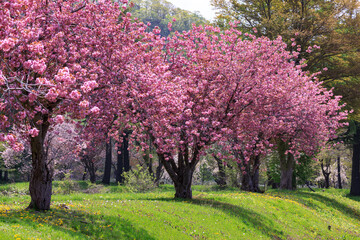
[81,154,97,184]
[337,156,342,189]
[321,161,331,189]
[82,168,87,181]
[143,152,154,177]
[102,138,112,185]
[174,167,194,199]
[123,133,130,172]
[115,132,130,183]
[292,170,297,190]
[350,122,360,195]
[116,143,124,183]
[155,158,163,185]
[267,179,279,189]
[214,156,227,188]
[280,161,294,190]
[278,140,295,190]
[240,155,261,192]
[3,170,8,182]
[148,158,153,176]
[143,141,154,177]
[89,167,96,183]
[28,114,52,210]
[0,170,3,181]
[157,144,201,199]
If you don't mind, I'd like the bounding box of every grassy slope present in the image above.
[0,183,359,240]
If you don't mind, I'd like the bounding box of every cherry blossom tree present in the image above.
[123,24,347,198]
[0,0,139,210]
[230,68,348,190]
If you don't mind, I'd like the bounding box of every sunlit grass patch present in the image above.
[0,183,359,239]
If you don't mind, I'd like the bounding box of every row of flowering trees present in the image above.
[0,0,347,210]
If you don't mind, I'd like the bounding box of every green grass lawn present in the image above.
[0,182,359,239]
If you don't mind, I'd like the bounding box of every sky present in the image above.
[166,0,217,21]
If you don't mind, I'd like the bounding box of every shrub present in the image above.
[123,165,156,193]
[0,185,27,196]
[82,183,107,194]
[55,172,79,195]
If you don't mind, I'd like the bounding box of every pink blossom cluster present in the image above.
[45,88,59,102]
[69,90,81,100]
[27,42,45,55]
[23,59,47,74]
[81,81,99,93]
[28,128,39,137]
[0,38,17,52]
[4,134,24,152]
[55,67,75,84]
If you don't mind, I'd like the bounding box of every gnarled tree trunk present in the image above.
[158,145,201,199]
[28,114,52,210]
[240,155,261,192]
[174,166,194,199]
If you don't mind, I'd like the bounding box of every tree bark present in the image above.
[240,155,261,192]
[28,114,52,210]
[155,158,163,185]
[87,157,96,184]
[81,154,97,183]
[278,140,295,190]
[174,166,194,199]
[350,122,360,195]
[3,170,8,182]
[337,156,342,189]
[89,166,96,183]
[123,132,130,173]
[292,170,297,190]
[115,132,130,183]
[158,144,201,199]
[82,168,87,181]
[280,161,294,189]
[102,138,112,185]
[116,144,124,183]
[214,156,227,188]
[143,140,154,177]
[321,161,331,189]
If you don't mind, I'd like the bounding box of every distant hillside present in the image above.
[130,0,208,36]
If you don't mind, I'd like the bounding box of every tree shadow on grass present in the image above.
[346,194,360,203]
[0,207,155,240]
[287,191,360,221]
[148,196,286,240]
